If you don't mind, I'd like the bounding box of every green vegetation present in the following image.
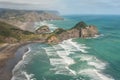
[0,21,60,44]
[0,21,42,43]
[73,21,87,29]
[53,28,66,34]
[0,20,97,44]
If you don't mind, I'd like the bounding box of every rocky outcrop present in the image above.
[80,25,98,38]
[73,22,98,38]
[35,25,50,34]
[46,21,99,44]
[0,20,98,44]
[47,35,59,44]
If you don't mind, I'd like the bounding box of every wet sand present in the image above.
[0,42,32,80]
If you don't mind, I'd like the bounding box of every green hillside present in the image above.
[0,21,39,43]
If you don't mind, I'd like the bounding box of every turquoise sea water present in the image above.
[11,15,120,80]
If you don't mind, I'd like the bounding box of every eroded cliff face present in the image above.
[57,28,80,42]
[0,8,63,32]
[0,19,98,44]
[47,35,59,44]
[46,21,99,44]
[80,25,98,38]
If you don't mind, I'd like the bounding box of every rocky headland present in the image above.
[47,21,99,43]
[0,20,99,44]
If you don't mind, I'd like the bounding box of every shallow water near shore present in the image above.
[11,15,120,80]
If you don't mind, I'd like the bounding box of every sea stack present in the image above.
[73,21,99,38]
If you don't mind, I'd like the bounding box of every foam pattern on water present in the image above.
[35,21,58,32]
[44,39,114,80]
[11,39,114,80]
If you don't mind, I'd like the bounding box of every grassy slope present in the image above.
[0,21,45,43]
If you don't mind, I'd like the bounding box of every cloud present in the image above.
[0,0,61,10]
[0,0,120,14]
[59,0,120,14]
[0,0,59,4]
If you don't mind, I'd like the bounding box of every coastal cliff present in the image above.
[0,21,98,44]
[0,8,63,32]
[47,21,99,43]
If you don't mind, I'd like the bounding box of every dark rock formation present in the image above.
[73,21,98,38]
[35,25,50,34]
[46,21,99,43]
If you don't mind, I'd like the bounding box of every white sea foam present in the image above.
[55,66,76,76]
[65,66,76,75]
[50,58,66,66]
[35,21,58,32]
[44,40,78,76]
[88,61,106,69]
[44,47,55,52]
[86,34,105,39]
[44,39,90,76]
[44,47,57,56]
[23,71,35,80]
[53,45,63,50]
[75,48,114,80]
[12,71,36,80]
[11,47,34,80]
[64,57,75,65]
[59,39,89,53]
[23,47,31,60]
[80,55,106,69]
[52,39,114,80]
[12,47,31,74]
[47,50,76,75]
[39,39,114,80]
[79,69,114,80]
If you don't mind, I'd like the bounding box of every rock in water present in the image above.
[80,25,98,38]
[72,21,98,38]
[46,21,99,44]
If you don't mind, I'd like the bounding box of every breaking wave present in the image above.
[11,39,114,80]
[44,39,114,80]
[35,21,58,32]
[11,47,36,80]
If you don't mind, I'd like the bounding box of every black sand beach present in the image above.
[0,42,32,80]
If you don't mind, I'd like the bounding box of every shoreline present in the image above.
[0,41,42,80]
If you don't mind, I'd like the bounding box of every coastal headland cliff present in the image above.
[0,21,99,44]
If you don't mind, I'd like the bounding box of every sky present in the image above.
[0,0,120,15]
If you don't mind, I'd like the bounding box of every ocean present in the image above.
[11,15,120,80]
